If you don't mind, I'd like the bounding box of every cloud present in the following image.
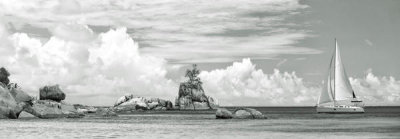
[50,23,95,42]
[2,25,177,106]
[198,59,400,106]
[199,58,320,106]
[0,0,320,63]
[364,39,373,46]
[350,69,400,106]
[276,59,288,67]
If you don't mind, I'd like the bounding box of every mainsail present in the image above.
[318,39,355,105]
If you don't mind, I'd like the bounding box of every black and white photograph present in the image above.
[0,0,399,138]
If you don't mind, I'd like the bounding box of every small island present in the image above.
[175,64,219,110]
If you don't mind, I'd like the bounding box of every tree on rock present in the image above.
[184,64,203,91]
[0,67,10,86]
[176,64,219,110]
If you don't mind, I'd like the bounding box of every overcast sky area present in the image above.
[0,0,399,106]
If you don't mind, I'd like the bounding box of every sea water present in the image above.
[0,107,399,139]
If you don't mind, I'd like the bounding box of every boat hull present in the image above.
[317,106,364,114]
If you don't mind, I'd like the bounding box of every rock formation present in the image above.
[0,83,30,119]
[95,108,118,117]
[0,67,33,119]
[39,85,66,102]
[175,64,218,110]
[24,85,83,118]
[74,104,97,114]
[216,108,233,119]
[23,100,84,118]
[0,67,83,119]
[215,108,267,119]
[113,94,173,113]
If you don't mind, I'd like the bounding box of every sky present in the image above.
[0,0,399,106]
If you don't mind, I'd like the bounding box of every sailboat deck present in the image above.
[317,105,365,113]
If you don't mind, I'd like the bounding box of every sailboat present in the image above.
[317,39,364,113]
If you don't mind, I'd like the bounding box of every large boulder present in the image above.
[176,89,219,110]
[39,85,66,102]
[0,68,30,119]
[9,84,33,104]
[233,108,267,119]
[95,108,118,117]
[234,109,253,119]
[113,95,173,113]
[216,108,233,119]
[190,87,208,102]
[23,100,84,119]
[74,104,97,113]
[0,83,31,119]
[0,84,24,119]
[118,96,149,110]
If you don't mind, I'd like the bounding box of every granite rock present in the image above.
[95,108,118,117]
[0,83,30,119]
[233,108,267,119]
[113,95,173,112]
[23,100,84,119]
[175,65,219,110]
[39,85,66,102]
[216,108,233,119]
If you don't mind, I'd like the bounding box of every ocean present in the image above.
[1,106,399,139]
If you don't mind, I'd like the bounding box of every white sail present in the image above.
[333,40,354,101]
[318,53,334,104]
[316,39,364,113]
[318,39,354,104]
[318,75,334,104]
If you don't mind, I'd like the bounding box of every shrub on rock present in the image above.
[0,67,10,86]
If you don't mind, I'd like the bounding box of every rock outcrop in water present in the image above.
[113,95,173,113]
[74,104,97,114]
[175,64,218,110]
[24,100,84,118]
[233,108,266,119]
[0,67,33,119]
[95,108,118,117]
[39,85,66,102]
[0,67,83,119]
[22,84,83,119]
[215,108,267,119]
[0,83,31,119]
[216,108,233,119]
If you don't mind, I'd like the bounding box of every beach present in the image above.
[1,107,399,139]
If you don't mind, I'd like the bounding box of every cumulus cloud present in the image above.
[2,25,177,106]
[199,58,320,106]
[0,0,320,63]
[1,1,397,106]
[350,69,400,106]
[198,59,400,106]
[50,23,95,42]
